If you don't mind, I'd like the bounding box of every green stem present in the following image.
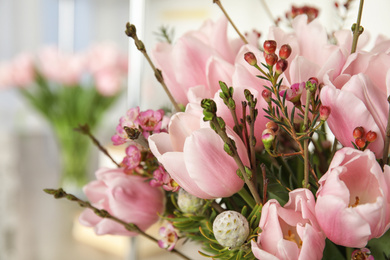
[350,0,364,54]
[237,188,256,209]
[303,89,312,188]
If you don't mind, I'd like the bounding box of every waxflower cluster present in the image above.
[43,2,390,260]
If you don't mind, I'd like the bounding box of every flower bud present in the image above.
[244,52,257,66]
[262,128,275,151]
[213,211,249,249]
[366,131,377,143]
[262,89,272,103]
[177,188,205,214]
[350,248,374,260]
[319,106,331,121]
[266,121,279,133]
[355,137,366,149]
[279,44,292,59]
[263,40,277,54]
[353,126,365,139]
[264,53,278,66]
[275,59,288,75]
[306,77,318,92]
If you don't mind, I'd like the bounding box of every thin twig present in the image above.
[213,0,248,44]
[74,124,121,168]
[258,0,276,25]
[303,89,312,188]
[382,96,390,168]
[44,188,192,260]
[350,0,364,54]
[125,23,181,112]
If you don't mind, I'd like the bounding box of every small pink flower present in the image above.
[137,109,165,133]
[158,223,178,251]
[279,82,305,104]
[351,248,374,260]
[150,166,179,192]
[121,145,141,171]
[315,148,390,248]
[251,188,325,260]
[111,107,140,145]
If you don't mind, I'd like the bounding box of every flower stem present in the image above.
[237,188,256,209]
[350,0,364,54]
[44,188,192,260]
[303,89,312,188]
[258,0,276,25]
[75,124,121,168]
[382,96,390,167]
[213,0,248,44]
[125,23,181,112]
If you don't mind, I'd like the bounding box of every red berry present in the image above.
[366,131,377,143]
[353,126,365,139]
[319,106,331,121]
[355,137,366,149]
[263,40,277,54]
[265,53,278,66]
[244,52,257,66]
[266,121,279,133]
[262,89,272,103]
[279,44,292,59]
[275,59,288,74]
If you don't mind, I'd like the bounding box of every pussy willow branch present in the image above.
[382,96,390,167]
[74,124,121,168]
[44,188,192,260]
[350,0,364,53]
[213,0,248,44]
[125,23,181,112]
[248,104,258,190]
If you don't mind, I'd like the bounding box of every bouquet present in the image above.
[0,43,128,188]
[45,1,390,259]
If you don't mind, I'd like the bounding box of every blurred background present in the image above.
[0,0,389,259]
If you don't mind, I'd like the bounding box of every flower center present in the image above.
[284,229,302,248]
[349,196,360,208]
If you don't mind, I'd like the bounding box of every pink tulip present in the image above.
[251,188,325,260]
[320,73,388,158]
[151,17,243,105]
[148,103,248,199]
[79,167,165,236]
[315,148,390,248]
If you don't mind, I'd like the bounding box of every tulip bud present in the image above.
[262,128,275,151]
[319,106,331,121]
[244,52,257,66]
[177,188,205,214]
[366,131,377,143]
[264,53,278,66]
[262,89,272,103]
[263,40,277,54]
[275,59,288,75]
[353,127,365,139]
[213,211,249,249]
[279,44,292,59]
[355,137,366,149]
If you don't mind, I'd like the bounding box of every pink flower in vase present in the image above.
[251,188,325,260]
[150,166,179,192]
[279,82,305,105]
[149,103,248,199]
[315,148,390,248]
[137,109,165,137]
[121,145,142,173]
[79,167,165,236]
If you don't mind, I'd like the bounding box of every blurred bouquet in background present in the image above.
[0,43,128,188]
[45,1,390,259]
